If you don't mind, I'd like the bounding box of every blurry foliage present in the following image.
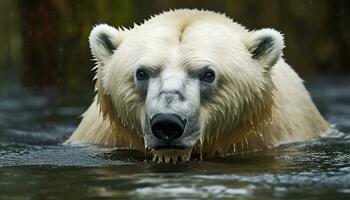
[0,0,349,92]
[0,0,22,86]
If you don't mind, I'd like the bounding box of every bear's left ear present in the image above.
[246,28,285,68]
[89,24,127,65]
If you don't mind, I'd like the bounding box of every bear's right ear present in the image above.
[89,24,126,65]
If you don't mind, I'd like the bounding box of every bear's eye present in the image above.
[136,69,148,81]
[200,70,215,83]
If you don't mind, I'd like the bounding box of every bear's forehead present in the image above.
[132,21,243,46]
[113,12,250,71]
[122,22,247,67]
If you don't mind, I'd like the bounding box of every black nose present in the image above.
[151,113,186,141]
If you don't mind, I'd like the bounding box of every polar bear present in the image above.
[65,9,330,163]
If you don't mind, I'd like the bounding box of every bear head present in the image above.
[88,10,284,163]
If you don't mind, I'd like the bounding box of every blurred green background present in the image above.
[1,0,349,93]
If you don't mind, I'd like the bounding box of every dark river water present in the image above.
[0,77,349,199]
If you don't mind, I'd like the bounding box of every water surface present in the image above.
[0,77,349,199]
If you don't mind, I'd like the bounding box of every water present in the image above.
[0,77,349,199]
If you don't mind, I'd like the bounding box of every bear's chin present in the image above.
[151,148,193,163]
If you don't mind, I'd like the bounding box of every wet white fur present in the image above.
[66,9,330,157]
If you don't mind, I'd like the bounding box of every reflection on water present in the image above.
[0,77,349,199]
